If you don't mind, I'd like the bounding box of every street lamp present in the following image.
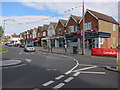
[2,19,15,44]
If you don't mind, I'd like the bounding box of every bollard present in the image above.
[117,52,120,68]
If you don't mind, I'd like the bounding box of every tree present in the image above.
[0,26,3,38]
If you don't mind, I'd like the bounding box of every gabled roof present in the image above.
[59,19,68,26]
[50,22,57,28]
[43,24,49,30]
[11,33,20,38]
[34,28,38,32]
[86,9,119,24]
[71,15,82,23]
[38,26,43,31]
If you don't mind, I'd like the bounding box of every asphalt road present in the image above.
[1,46,119,89]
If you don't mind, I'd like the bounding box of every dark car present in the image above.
[19,44,25,48]
[5,43,10,46]
[118,45,120,49]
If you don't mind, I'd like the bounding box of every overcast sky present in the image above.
[0,0,119,35]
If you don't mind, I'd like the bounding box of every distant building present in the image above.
[10,33,20,45]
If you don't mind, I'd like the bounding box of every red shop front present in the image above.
[91,48,120,57]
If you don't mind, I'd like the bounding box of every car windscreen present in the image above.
[26,45,33,47]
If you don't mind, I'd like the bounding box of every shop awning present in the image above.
[85,32,111,38]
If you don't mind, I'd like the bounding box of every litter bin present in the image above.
[73,45,78,54]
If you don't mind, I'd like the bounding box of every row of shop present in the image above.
[20,9,119,49]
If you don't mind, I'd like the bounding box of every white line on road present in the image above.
[42,80,54,87]
[55,75,64,80]
[73,72,81,76]
[65,58,79,75]
[1,64,26,69]
[73,66,97,72]
[64,77,74,83]
[53,83,65,90]
[80,71,106,75]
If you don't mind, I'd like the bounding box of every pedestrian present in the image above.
[64,44,67,53]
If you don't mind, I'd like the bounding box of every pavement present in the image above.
[1,46,119,89]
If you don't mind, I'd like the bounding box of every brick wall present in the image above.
[80,12,98,31]
[66,17,78,34]
[55,21,65,36]
[98,20,119,48]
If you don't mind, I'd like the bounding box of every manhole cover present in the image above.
[0,60,21,67]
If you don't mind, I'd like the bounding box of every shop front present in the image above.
[65,31,111,49]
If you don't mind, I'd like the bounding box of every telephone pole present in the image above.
[82,0,85,55]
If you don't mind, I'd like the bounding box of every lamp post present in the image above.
[3,19,15,44]
[82,0,85,55]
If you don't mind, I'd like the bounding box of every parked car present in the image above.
[19,44,25,48]
[8,43,13,47]
[24,44,35,52]
[117,45,120,49]
[14,43,20,47]
[5,43,10,46]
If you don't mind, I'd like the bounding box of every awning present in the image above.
[85,32,111,38]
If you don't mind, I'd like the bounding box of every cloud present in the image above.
[0,15,67,35]
[1,1,119,35]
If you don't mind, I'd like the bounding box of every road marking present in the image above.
[65,58,79,75]
[43,80,54,87]
[73,66,97,72]
[25,59,32,62]
[80,71,106,75]
[55,75,64,80]
[53,83,65,89]
[1,64,26,69]
[64,77,74,83]
[73,72,81,76]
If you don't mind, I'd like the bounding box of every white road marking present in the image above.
[53,83,65,89]
[55,75,64,80]
[64,77,74,83]
[43,80,54,87]
[1,64,26,69]
[80,71,106,74]
[73,72,81,76]
[25,59,31,62]
[65,58,79,75]
[73,66,97,72]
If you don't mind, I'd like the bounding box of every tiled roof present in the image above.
[87,9,119,24]
[60,19,68,26]
[50,22,57,28]
[71,15,82,23]
[44,24,49,30]
[34,28,38,32]
[11,33,20,37]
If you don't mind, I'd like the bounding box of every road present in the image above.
[2,46,118,89]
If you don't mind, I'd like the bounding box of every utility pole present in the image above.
[82,0,85,55]
[2,19,15,44]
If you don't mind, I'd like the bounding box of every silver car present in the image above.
[24,45,35,52]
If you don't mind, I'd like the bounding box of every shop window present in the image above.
[58,28,62,34]
[69,25,74,32]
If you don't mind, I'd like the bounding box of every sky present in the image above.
[0,0,119,35]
